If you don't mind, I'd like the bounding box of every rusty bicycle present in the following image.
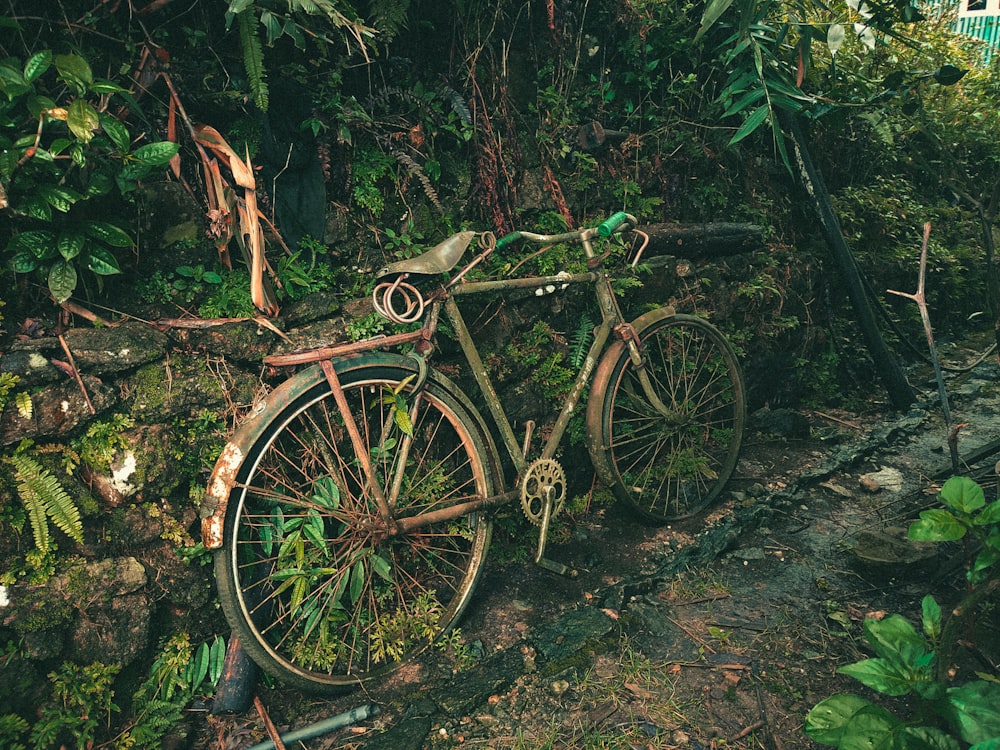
[200,212,746,691]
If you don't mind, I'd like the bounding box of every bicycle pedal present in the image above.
[535,556,578,578]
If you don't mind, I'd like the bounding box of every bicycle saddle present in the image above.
[376,231,476,280]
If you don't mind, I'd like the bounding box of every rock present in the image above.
[63,322,169,374]
[0,375,114,445]
[3,557,151,666]
[0,348,62,384]
[859,467,904,493]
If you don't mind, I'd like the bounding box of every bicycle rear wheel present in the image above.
[214,352,501,691]
[588,310,745,522]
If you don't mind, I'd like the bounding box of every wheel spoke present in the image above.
[597,315,745,521]
[217,360,496,689]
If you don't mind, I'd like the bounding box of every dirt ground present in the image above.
[198,354,1000,750]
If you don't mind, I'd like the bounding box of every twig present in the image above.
[253,695,287,750]
[61,300,117,327]
[812,411,861,430]
[730,719,764,742]
[57,333,95,415]
[664,615,716,654]
[886,223,961,474]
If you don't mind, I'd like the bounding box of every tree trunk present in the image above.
[782,113,915,410]
[635,222,766,260]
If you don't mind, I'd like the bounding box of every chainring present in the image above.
[520,457,567,526]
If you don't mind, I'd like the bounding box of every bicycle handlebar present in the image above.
[598,211,633,237]
[493,213,637,253]
[495,231,522,251]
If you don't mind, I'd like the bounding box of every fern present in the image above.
[392,149,444,214]
[4,453,84,552]
[368,0,410,41]
[238,11,269,111]
[14,391,32,419]
[569,314,595,369]
[0,371,20,412]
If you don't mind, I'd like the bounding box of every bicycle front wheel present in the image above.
[214,353,501,691]
[588,310,745,522]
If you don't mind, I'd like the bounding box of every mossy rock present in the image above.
[126,355,234,418]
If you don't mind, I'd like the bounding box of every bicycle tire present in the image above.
[214,352,501,691]
[587,309,746,522]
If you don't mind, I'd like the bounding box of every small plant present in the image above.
[2,50,178,303]
[112,633,225,747]
[2,441,84,556]
[0,634,225,749]
[275,235,338,300]
[346,311,389,341]
[172,263,222,292]
[75,413,135,472]
[805,476,1000,749]
[29,661,121,750]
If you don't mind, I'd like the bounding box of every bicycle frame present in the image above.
[202,221,665,547]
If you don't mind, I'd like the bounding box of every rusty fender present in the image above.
[200,363,330,549]
[199,351,423,549]
[584,305,676,463]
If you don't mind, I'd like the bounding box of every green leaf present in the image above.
[48,259,78,303]
[38,184,82,213]
[805,693,892,747]
[67,98,100,143]
[695,0,736,41]
[728,105,770,146]
[86,246,122,276]
[934,65,967,86]
[939,476,985,513]
[301,512,326,549]
[349,559,365,605]
[88,80,126,95]
[838,657,917,696]
[722,87,766,119]
[20,194,52,221]
[84,171,115,197]
[188,642,210,689]
[57,230,85,261]
[208,636,226,685]
[942,681,1000,744]
[83,221,133,247]
[393,402,413,436]
[897,726,962,750]
[131,141,180,167]
[971,540,1000,577]
[9,250,38,273]
[909,509,967,542]
[312,477,340,509]
[100,113,131,153]
[863,614,931,670]
[974,500,1000,526]
[23,50,53,82]
[839,703,902,750]
[0,62,29,98]
[921,595,941,641]
[370,552,392,582]
[11,229,56,259]
[55,53,93,94]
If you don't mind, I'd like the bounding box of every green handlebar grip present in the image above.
[597,211,630,237]
[495,231,523,251]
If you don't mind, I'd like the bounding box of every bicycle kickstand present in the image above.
[534,489,578,578]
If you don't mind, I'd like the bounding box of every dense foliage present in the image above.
[2,0,1000,746]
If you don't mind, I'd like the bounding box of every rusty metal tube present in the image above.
[245,703,380,750]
